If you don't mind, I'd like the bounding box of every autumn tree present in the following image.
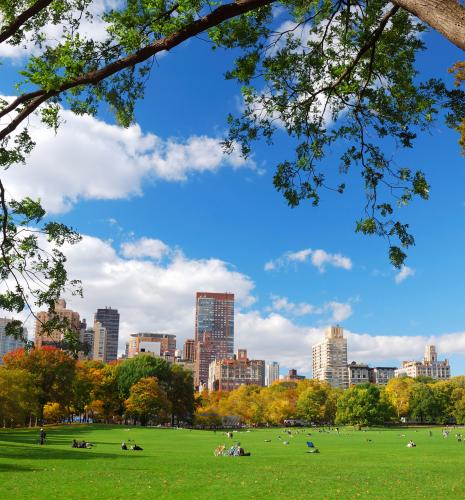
[0,367,39,427]
[0,1,464,329]
[125,377,171,425]
[385,376,414,420]
[3,347,76,419]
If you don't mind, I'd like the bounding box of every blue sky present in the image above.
[1,9,465,375]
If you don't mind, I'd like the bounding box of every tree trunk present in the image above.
[394,0,465,51]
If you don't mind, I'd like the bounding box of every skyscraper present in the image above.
[194,292,234,388]
[266,361,280,386]
[195,292,234,358]
[312,325,349,389]
[94,307,120,362]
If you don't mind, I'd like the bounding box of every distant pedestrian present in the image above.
[39,428,46,445]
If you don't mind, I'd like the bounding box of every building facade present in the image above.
[183,338,195,362]
[208,349,265,391]
[283,368,306,381]
[266,361,280,386]
[395,344,450,380]
[348,362,370,385]
[35,299,81,348]
[92,321,107,362]
[194,292,235,388]
[369,367,396,385]
[312,325,349,389]
[194,332,218,388]
[195,292,234,359]
[127,333,176,358]
[0,318,26,363]
[94,307,120,363]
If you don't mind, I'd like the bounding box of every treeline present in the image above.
[196,376,465,427]
[0,349,194,427]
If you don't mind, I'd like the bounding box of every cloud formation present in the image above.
[269,295,353,323]
[121,238,170,261]
[2,108,254,213]
[395,265,415,284]
[265,248,352,272]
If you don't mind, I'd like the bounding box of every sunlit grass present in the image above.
[1,425,464,499]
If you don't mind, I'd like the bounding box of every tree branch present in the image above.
[0,0,276,140]
[393,0,465,51]
[0,0,54,44]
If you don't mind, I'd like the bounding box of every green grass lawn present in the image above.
[1,425,465,499]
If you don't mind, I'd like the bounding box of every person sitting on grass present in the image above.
[214,445,225,456]
[121,442,128,450]
[72,439,79,448]
[407,440,416,448]
[131,443,143,451]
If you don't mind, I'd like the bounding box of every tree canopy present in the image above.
[0,0,464,327]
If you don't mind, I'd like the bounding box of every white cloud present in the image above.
[394,265,415,284]
[268,295,352,322]
[2,107,254,213]
[269,295,316,316]
[265,248,352,272]
[325,301,352,323]
[121,238,170,261]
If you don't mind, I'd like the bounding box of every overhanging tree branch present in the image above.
[0,0,55,44]
[393,0,465,51]
[0,0,276,141]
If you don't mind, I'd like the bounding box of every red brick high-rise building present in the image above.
[194,292,234,388]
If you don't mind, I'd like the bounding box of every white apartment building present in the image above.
[266,361,280,386]
[312,326,349,389]
[395,344,450,380]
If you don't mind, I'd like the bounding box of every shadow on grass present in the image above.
[0,442,143,462]
[0,425,127,446]
[0,463,45,472]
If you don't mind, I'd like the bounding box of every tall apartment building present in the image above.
[194,292,234,388]
[92,321,108,362]
[127,333,176,358]
[208,349,265,391]
[266,361,280,386]
[0,318,26,363]
[312,325,349,389]
[183,339,195,362]
[395,344,450,380]
[94,307,120,362]
[35,299,81,348]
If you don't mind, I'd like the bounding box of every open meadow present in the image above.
[1,425,465,499]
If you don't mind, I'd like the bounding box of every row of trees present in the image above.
[3,347,465,429]
[0,349,195,427]
[196,376,465,427]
